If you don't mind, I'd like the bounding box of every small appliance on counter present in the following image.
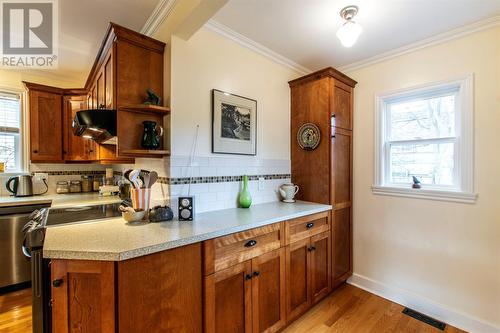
[6,174,48,197]
[279,183,300,203]
[178,197,194,221]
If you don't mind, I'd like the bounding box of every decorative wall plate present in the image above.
[297,123,321,150]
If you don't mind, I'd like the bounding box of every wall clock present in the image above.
[297,123,321,150]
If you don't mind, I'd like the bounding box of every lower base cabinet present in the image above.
[332,207,352,287]
[51,260,115,333]
[286,231,331,322]
[204,248,286,333]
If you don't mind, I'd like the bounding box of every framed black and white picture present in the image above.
[212,89,257,155]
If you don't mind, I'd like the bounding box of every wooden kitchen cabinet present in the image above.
[204,261,253,333]
[251,248,286,333]
[285,237,310,322]
[25,83,64,162]
[204,225,286,333]
[63,94,98,161]
[118,243,202,333]
[310,231,331,303]
[289,67,356,289]
[285,231,331,323]
[51,260,115,333]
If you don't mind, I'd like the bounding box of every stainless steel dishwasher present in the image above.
[0,203,50,292]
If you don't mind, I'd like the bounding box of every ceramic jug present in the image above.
[279,183,299,203]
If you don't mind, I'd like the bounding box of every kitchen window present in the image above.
[0,91,23,173]
[372,75,476,203]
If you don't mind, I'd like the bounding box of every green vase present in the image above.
[238,175,252,208]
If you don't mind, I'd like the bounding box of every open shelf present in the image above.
[120,104,171,115]
[120,149,170,156]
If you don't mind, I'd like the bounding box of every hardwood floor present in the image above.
[283,284,466,333]
[0,284,466,333]
[0,288,32,333]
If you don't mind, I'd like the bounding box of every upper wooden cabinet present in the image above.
[25,83,63,163]
[63,94,98,162]
[24,23,167,163]
[289,67,356,288]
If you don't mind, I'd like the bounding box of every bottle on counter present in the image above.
[56,181,70,194]
[69,180,82,193]
[81,175,93,192]
[93,175,102,192]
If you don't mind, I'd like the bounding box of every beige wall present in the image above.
[169,28,300,158]
[347,26,500,329]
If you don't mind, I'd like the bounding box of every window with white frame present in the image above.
[373,75,476,203]
[0,92,22,172]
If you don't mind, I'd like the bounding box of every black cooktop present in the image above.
[46,203,122,226]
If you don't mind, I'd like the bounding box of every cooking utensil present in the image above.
[129,169,142,189]
[148,171,158,188]
[123,169,132,182]
[143,173,150,189]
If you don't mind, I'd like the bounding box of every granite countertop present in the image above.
[43,200,332,261]
[0,193,122,209]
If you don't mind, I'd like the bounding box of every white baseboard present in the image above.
[347,273,500,333]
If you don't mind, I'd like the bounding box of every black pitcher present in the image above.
[141,121,164,149]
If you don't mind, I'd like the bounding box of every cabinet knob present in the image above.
[52,279,63,287]
[33,150,38,153]
[245,274,252,281]
[244,240,257,247]
[306,222,314,229]
[253,271,260,277]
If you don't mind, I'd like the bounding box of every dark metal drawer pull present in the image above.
[306,222,314,229]
[245,274,252,281]
[253,271,260,277]
[52,279,63,287]
[244,240,257,247]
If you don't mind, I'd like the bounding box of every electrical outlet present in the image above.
[258,177,265,190]
[33,172,48,181]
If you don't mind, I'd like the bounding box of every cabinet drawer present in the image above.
[285,211,330,244]
[203,223,284,274]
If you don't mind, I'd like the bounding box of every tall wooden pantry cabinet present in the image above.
[289,67,356,288]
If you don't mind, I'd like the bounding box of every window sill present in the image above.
[371,185,477,204]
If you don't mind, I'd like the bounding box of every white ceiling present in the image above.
[30,0,158,85]
[213,0,500,72]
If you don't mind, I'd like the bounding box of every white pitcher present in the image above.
[279,183,299,203]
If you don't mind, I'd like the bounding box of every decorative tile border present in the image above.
[30,170,107,176]
[167,174,291,185]
[27,171,290,185]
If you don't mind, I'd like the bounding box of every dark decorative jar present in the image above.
[141,121,164,149]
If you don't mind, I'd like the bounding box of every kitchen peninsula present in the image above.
[44,201,332,332]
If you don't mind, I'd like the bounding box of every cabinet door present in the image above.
[96,71,104,108]
[204,261,253,333]
[285,238,310,322]
[51,260,115,333]
[332,207,352,287]
[29,90,63,162]
[331,127,352,206]
[310,231,331,304]
[251,248,286,333]
[63,96,97,161]
[91,85,96,109]
[331,81,352,130]
[104,48,114,109]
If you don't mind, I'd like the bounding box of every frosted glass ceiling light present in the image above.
[336,5,362,48]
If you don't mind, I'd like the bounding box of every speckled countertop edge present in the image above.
[43,202,332,261]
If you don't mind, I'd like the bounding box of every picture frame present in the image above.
[212,89,257,155]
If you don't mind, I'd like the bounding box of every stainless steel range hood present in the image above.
[72,109,117,145]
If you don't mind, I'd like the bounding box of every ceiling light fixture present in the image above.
[336,5,362,48]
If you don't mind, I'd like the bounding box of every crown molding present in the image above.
[339,15,500,73]
[205,19,312,75]
[141,0,178,36]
